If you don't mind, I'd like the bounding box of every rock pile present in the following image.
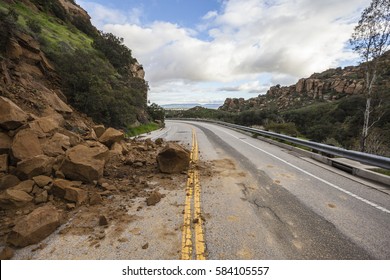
[0,96,173,253]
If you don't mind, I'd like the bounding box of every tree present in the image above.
[350,0,390,152]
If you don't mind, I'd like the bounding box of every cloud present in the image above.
[79,0,370,104]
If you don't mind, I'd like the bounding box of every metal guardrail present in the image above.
[170,118,390,170]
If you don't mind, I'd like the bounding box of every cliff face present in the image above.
[220,54,389,112]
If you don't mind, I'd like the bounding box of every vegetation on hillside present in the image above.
[0,0,150,129]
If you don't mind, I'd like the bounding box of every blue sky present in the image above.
[77,0,371,105]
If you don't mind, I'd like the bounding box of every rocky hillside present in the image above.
[0,0,148,129]
[220,51,389,112]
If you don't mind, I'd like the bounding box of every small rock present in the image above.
[146,191,162,206]
[55,170,65,179]
[0,247,14,260]
[142,243,149,249]
[32,175,52,188]
[66,203,76,210]
[34,190,48,204]
[99,215,108,226]
[133,162,144,168]
[155,138,164,146]
[89,192,103,205]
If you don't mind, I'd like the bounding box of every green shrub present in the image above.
[27,18,41,33]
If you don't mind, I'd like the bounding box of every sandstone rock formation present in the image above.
[219,65,367,112]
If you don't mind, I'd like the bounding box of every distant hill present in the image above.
[162,103,222,110]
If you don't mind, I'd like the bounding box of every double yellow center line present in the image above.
[181,129,206,260]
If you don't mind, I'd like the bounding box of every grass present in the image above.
[126,123,160,137]
[4,2,93,52]
[371,169,390,177]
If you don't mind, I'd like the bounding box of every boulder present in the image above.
[98,127,124,147]
[52,179,87,205]
[11,180,35,193]
[30,116,62,134]
[7,204,62,247]
[60,144,108,183]
[0,132,12,154]
[0,96,29,130]
[32,175,52,187]
[15,155,54,180]
[0,189,33,209]
[11,129,43,162]
[93,125,105,138]
[0,154,8,173]
[0,174,20,190]
[42,133,70,157]
[157,143,190,174]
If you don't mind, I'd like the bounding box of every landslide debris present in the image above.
[0,96,188,258]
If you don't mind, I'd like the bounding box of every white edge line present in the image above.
[210,124,390,215]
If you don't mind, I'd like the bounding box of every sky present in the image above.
[77,0,371,105]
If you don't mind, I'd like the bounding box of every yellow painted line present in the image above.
[181,128,206,260]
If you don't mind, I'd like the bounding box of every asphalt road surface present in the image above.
[146,120,390,259]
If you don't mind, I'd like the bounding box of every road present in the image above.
[146,120,390,259]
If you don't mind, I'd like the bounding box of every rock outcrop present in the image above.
[219,64,367,112]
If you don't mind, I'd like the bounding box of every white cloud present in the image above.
[79,0,371,104]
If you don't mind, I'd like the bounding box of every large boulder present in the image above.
[42,133,70,157]
[15,155,54,180]
[98,127,124,147]
[11,129,43,162]
[52,179,87,205]
[0,97,28,130]
[157,143,190,174]
[0,189,33,209]
[0,132,12,154]
[7,204,62,247]
[60,144,108,183]
[30,116,62,135]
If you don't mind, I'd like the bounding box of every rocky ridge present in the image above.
[220,65,367,112]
